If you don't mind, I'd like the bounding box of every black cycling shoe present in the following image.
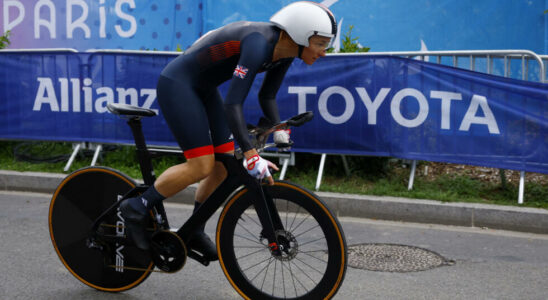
[119,200,150,251]
[188,231,218,261]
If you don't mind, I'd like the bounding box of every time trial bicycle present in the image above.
[49,103,347,299]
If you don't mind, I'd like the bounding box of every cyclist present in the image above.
[120,1,337,259]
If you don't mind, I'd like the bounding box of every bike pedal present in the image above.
[188,250,210,266]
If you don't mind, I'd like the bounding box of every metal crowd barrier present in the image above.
[85,49,181,55]
[0,48,79,53]
[2,48,545,203]
[334,49,545,82]
[541,55,548,83]
[316,50,546,205]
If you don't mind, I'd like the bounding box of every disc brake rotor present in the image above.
[261,230,299,261]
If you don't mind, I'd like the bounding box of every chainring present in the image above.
[150,230,187,273]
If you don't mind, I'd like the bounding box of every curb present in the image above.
[1,170,547,234]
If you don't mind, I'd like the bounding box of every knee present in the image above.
[186,155,215,181]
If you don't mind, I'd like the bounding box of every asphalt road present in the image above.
[1,190,548,299]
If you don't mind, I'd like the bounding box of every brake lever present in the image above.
[249,112,313,154]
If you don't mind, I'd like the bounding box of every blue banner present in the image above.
[1,51,547,174]
[3,0,546,59]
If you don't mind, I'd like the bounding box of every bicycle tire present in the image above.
[49,166,154,292]
[216,181,347,300]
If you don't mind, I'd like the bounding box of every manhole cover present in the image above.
[348,243,454,272]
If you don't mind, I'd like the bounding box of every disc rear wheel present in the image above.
[49,167,154,292]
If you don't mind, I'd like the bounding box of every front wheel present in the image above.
[216,181,347,300]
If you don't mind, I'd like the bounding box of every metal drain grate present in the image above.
[348,243,455,272]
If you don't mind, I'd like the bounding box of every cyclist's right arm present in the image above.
[221,33,280,183]
[223,33,270,153]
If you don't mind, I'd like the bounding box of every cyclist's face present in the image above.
[301,36,331,65]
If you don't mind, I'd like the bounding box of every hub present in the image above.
[270,230,298,261]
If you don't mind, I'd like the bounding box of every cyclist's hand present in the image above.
[243,154,279,185]
[273,129,292,149]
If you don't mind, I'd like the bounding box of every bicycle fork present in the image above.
[212,154,286,254]
[243,179,285,254]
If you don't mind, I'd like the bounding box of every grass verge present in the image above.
[1,141,547,209]
[282,157,548,209]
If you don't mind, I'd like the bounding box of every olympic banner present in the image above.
[2,0,546,60]
[0,51,547,174]
[0,0,203,51]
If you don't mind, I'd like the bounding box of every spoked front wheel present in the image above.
[217,181,347,300]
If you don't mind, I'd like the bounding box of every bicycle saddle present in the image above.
[107,103,157,117]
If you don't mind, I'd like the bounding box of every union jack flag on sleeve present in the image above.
[233,65,248,79]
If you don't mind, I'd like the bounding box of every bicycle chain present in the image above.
[100,223,156,231]
[106,264,170,273]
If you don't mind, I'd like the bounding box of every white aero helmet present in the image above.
[270,1,337,48]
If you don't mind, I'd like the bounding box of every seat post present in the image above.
[127,117,156,186]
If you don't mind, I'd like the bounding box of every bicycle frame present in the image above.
[90,116,285,263]
[51,104,345,298]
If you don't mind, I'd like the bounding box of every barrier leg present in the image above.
[64,143,82,172]
[279,157,290,180]
[91,144,103,166]
[341,155,351,177]
[261,152,293,180]
[408,160,417,190]
[316,153,327,191]
[518,171,525,204]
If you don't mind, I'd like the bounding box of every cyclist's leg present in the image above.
[186,88,234,260]
[195,88,234,204]
[155,75,220,195]
[155,155,214,197]
[121,75,217,250]
[194,161,227,203]
[156,78,227,259]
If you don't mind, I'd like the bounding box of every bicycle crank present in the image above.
[150,230,187,273]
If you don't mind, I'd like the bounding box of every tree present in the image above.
[328,25,370,53]
[0,31,11,49]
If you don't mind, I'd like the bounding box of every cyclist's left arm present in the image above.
[258,59,294,145]
[257,58,294,125]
